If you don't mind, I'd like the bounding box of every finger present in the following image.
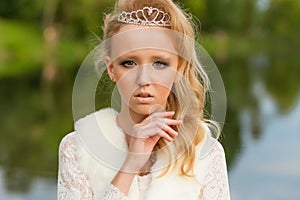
[141,111,175,126]
[148,111,175,120]
[132,115,181,139]
[149,134,161,144]
[136,125,177,141]
[157,129,174,142]
[164,111,176,118]
[143,118,181,137]
[145,116,181,128]
[164,118,182,126]
[161,125,178,138]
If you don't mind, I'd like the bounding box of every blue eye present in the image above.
[153,61,169,68]
[120,60,136,68]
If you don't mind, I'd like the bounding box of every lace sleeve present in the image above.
[102,184,129,200]
[199,142,231,200]
[57,133,130,200]
[57,132,94,200]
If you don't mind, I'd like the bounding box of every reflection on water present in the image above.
[230,85,300,199]
[0,168,56,200]
[0,75,73,199]
[0,49,300,199]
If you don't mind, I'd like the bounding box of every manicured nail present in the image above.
[166,111,175,115]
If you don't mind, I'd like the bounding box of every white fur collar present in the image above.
[74,108,216,200]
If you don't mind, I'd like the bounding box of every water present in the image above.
[0,169,56,200]
[230,91,300,199]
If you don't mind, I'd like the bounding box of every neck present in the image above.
[116,107,148,144]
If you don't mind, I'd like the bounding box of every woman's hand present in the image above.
[122,111,182,173]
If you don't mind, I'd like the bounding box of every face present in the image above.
[106,25,179,117]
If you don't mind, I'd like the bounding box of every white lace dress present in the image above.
[57,108,230,200]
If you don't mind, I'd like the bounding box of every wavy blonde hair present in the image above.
[101,0,220,177]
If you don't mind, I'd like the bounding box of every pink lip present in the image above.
[133,92,154,103]
[134,92,153,98]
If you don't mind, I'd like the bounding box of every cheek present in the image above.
[115,70,136,100]
[152,69,177,89]
[155,85,173,101]
[153,68,177,103]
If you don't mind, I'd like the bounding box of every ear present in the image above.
[105,56,116,82]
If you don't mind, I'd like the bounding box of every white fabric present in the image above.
[57,108,230,199]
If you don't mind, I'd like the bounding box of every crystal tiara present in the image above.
[117,6,171,27]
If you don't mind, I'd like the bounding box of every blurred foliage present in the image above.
[0,0,300,194]
[0,20,43,76]
[264,0,300,38]
[1,0,299,77]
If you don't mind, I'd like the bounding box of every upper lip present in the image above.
[134,91,154,98]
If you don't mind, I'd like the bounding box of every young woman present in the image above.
[57,0,230,199]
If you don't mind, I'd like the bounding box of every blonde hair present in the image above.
[101,0,220,177]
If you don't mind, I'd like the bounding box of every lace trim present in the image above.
[57,132,230,200]
[57,132,94,200]
[199,143,230,200]
[103,184,129,200]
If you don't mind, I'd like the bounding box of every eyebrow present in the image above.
[152,55,172,61]
[117,54,173,62]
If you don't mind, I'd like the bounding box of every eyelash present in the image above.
[120,60,136,67]
[119,60,169,69]
[153,61,169,68]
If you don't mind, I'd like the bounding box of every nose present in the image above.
[136,65,151,87]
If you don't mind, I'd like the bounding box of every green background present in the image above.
[0,0,299,199]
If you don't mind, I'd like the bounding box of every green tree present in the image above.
[263,0,300,38]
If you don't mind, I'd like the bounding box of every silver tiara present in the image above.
[117,7,171,27]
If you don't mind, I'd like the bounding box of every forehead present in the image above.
[110,25,178,61]
[116,48,178,62]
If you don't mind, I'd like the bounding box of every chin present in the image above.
[130,103,166,116]
[130,105,152,116]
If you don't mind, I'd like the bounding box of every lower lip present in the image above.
[134,96,154,103]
